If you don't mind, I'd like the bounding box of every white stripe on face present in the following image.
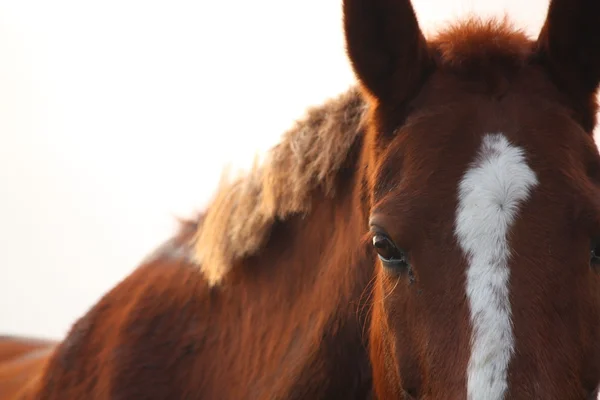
[454,133,538,400]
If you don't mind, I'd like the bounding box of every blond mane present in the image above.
[190,87,368,285]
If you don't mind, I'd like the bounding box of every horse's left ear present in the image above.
[534,0,600,133]
[342,0,433,104]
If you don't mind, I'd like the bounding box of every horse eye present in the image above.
[372,234,407,265]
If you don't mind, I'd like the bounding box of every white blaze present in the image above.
[455,133,538,400]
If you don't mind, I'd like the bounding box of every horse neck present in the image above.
[222,142,374,396]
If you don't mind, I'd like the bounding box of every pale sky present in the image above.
[0,0,568,339]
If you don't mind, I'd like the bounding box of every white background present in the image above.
[0,0,585,340]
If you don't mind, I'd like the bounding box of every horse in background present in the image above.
[0,337,56,399]
[341,0,600,397]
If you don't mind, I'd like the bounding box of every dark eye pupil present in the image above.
[372,234,401,262]
[591,245,600,263]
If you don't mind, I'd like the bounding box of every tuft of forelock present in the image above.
[191,87,368,285]
[430,16,532,74]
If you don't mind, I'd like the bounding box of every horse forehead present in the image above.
[455,133,539,252]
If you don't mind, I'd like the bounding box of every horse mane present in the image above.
[190,86,369,285]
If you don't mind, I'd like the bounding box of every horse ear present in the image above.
[534,0,600,132]
[342,0,433,103]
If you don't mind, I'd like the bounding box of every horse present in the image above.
[3,0,600,399]
[341,0,600,398]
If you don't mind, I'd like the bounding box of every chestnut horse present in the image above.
[342,0,600,398]
[3,0,600,399]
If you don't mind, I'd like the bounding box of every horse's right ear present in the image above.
[342,0,432,103]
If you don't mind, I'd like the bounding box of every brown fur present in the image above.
[192,87,368,285]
